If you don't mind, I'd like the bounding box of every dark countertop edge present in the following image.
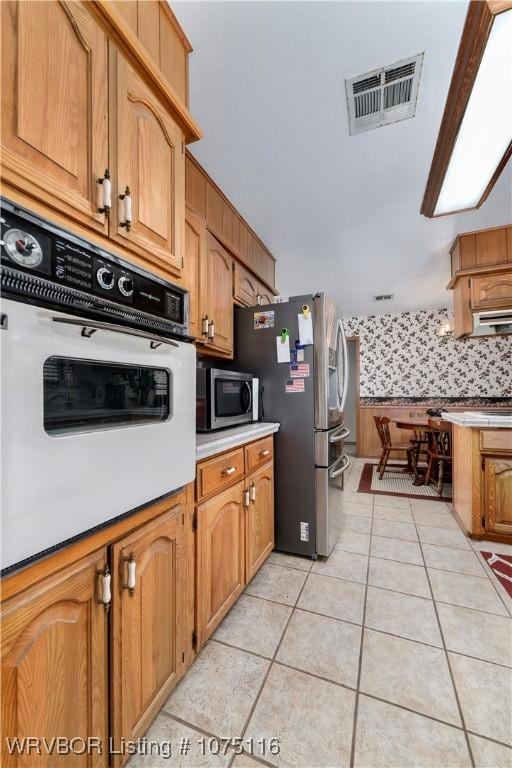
[1,485,184,579]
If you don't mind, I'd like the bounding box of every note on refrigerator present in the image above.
[276,335,291,363]
[298,313,314,345]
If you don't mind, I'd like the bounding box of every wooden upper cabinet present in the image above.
[451,225,512,275]
[1,549,108,768]
[1,1,108,233]
[206,233,233,355]
[234,261,259,306]
[484,456,512,536]
[246,462,274,583]
[111,505,186,761]
[112,52,185,275]
[185,154,207,219]
[197,481,245,646]
[113,0,137,32]
[184,208,206,340]
[206,180,223,236]
[471,273,512,310]
[258,283,274,306]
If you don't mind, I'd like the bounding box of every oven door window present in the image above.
[215,378,251,418]
[43,357,171,435]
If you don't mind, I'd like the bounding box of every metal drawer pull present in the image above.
[329,454,350,479]
[259,449,270,457]
[250,483,256,502]
[329,426,350,443]
[119,186,132,231]
[222,466,236,476]
[97,169,112,217]
[122,552,137,595]
[52,317,178,348]
[97,564,111,611]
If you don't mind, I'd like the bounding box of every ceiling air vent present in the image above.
[345,54,424,135]
[373,294,394,302]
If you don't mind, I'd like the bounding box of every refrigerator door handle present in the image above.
[337,319,348,411]
[329,453,350,479]
[329,426,350,443]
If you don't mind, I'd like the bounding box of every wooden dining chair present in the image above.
[373,416,415,480]
[410,429,430,477]
[425,419,453,496]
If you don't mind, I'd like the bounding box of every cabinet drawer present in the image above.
[245,436,274,472]
[480,430,512,453]
[197,448,245,500]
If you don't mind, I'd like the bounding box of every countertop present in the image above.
[442,412,512,429]
[196,422,280,461]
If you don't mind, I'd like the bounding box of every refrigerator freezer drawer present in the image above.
[316,454,351,557]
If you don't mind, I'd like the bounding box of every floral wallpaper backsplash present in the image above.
[343,308,512,398]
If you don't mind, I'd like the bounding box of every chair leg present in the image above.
[377,448,385,475]
[437,460,444,496]
[425,455,434,486]
[379,450,389,480]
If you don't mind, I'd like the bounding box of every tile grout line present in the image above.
[410,506,477,768]
[227,560,314,767]
[349,490,375,768]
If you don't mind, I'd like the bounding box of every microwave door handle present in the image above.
[51,317,179,348]
[241,380,253,414]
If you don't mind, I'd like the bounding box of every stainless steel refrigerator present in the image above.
[233,293,350,558]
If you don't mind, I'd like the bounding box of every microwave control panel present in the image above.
[0,199,188,337]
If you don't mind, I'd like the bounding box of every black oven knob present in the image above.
[97,267,114,290]
[118,275,134,297]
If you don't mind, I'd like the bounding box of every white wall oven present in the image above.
[1,199,196,571]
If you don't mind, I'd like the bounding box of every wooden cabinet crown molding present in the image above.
[421,0,512,217]
[89,0,202,142]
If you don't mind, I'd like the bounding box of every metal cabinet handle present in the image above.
[97,169,111,218]
[329,426,350,443]
[202,316,209,337]
[329,454,350,479]
[222,466,236,476]
[259,449,270,457]
[250,483,256,502]
[122,552,136,595]
[244,489,250,507]
[97,564,111,611]
[119,186,132,231]
[207,320,215,340]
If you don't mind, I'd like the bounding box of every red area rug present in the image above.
[481,552,512,598]
[358,462,452,502]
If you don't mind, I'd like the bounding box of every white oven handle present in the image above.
[51,316,179,349]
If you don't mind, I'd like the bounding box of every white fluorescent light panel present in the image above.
[435,9,512,215]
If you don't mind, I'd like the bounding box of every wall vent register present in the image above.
[345,54,424,135]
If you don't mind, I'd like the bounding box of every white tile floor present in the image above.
[130,458,512,768]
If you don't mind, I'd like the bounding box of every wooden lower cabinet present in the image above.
[246,462,274,583]
[196,481,245,647]
[1,549,109,767]
[110,505,186,763]
[483,456,512,535]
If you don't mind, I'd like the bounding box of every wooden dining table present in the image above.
[391,416,452,486]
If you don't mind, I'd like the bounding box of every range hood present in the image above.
[471,308,512,337]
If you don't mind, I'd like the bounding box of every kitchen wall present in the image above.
[343,308,512,397]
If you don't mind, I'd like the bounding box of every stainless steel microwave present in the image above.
[196,368,258,432]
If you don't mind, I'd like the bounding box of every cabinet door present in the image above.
[234,262,259,307]
[111,504,186,757]
[205,232,233,355]
[1,550,108,768]
[197,481,245,646]
[258,283,274,306]
[484,456,512,535]
[184,208,207,340]
[471,273,512,311]
[1,1,108,233]
[113,52,185,275]
[246,463,274,583]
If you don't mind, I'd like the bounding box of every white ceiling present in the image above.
[173,0,512,317]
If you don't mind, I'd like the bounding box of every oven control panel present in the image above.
[0,199,189,337]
